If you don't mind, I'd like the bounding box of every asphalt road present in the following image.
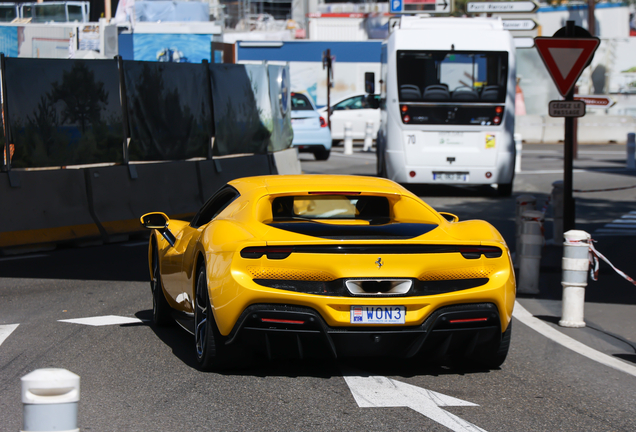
[1,143,635,431]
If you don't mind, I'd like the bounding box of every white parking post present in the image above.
[551,180,564,244]
[518,210,544,295]
[363,120,374,152]
[515,194,536,267]
[344,122,353,155]
[559,230,590,328]
[514,133,522,173]
[21,368,80,432]
[627,132,635,170]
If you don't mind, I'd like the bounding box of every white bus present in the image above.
[375,16,516,196]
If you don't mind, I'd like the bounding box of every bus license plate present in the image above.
[433,172,469,182]
[350,306,405,324]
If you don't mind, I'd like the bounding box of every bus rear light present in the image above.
[493,116,501,124]
[495,106,503,114]
[403,115,410,123]
[319,116,327,128]
[409,171,416,178]
[401,105,408,113]
[485,172,492,178]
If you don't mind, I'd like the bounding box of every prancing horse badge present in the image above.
[375,257,383,269]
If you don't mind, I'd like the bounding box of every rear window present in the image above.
[272,195,390,222]
[291,93,314,111]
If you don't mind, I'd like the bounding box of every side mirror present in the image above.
[140,212,176,246]
[439,212,459,223]
[141,212,169,229]
[364,72,375,94]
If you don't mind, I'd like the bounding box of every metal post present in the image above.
[1,52,11,172]
[515,194,536,267]
[560,230,590,327]
[551,180,564,243]
[22,368,80,432]
[344,122,353,155]
[627,132,635,170]
[518,210,544,295]
[514,133,522,173]
[363,120,373,152]
[325,49,331,131]
[563,20,576,232]
[116,55,130,166]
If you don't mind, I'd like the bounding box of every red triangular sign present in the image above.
[535,37,600,97]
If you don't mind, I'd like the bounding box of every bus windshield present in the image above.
[397,50,508,103]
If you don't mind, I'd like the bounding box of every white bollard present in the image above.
[514,133,522,173]
[363,120,374,152]
[559,230,590,328]
[551,180,564,244]
[344,122,353,155]
[517,210,544,295]
[514,194,536,267]
[22,368,80,432]
[627,133,635,170]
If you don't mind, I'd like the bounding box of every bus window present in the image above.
[396,51,508,104]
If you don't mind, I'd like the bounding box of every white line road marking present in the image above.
[0,324,19,347]
[513,302,636,377]
[58,315,143,326]
[606,224,636,229]
[0,254,48,262]
[343,374,487,432]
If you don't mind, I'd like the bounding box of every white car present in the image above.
[318,94,381,142]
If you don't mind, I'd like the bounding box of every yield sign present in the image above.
[535,37,600,97]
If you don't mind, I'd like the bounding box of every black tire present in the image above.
[314,148,331,161]
[497,182,513,197]
[150,244,172,327]
[194,266,226,370]
[477,321,512,369]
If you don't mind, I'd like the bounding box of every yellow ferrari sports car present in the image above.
[141,175,515,370]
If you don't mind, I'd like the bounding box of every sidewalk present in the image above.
[516,237,636,369]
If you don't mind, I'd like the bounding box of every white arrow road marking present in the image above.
[343,374,487,432]
[513,302,636,377]
[59,315,142,326]
[0,324,19,347]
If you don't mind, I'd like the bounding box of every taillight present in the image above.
[241,247,293,260]
[493,116,501,124]
[403,115,410,123]
[495,106,503,114]
[459,246,502,259]
[401,105,408,113]
[319,116,327,128]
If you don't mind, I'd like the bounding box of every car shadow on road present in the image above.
[136,309,498,378]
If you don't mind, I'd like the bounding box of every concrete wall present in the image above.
[0,153,280,252]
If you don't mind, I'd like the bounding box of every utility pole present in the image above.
[322,49,333,130]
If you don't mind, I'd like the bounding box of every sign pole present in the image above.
[563,20,576,232]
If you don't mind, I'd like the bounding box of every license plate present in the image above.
[350,306,406,324]
[433,172,469,182]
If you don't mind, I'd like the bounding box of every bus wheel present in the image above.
[497,183,513,197]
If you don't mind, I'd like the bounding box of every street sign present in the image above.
[574,95,616,108]
[467,1,538,13]
[549,100,586,118]
[391,0,453,14]
[535,37,600,97]
[514,37,535,48]
[502,19,537,31]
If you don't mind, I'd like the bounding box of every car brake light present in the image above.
[261,318,305,324]
[241,247,293,259]
[319,116,327,128]
[449,318,488,324]
[459,246,502,259]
